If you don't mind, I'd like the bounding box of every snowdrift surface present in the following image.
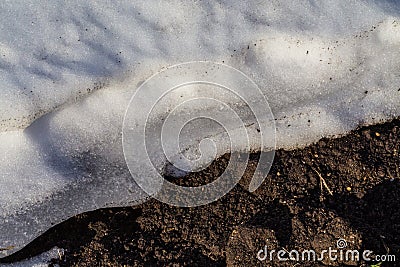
[1,0,400,257]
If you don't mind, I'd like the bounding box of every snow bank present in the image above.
[0,0,399,258]
[0,247,63,267]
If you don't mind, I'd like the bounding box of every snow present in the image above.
[0,247,63,267]
[0,0,399,259]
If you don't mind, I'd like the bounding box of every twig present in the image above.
[0,246,14,251]
[380,235,390,255]
[311,166,333,196]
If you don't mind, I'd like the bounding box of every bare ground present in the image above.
[1,119,400,266]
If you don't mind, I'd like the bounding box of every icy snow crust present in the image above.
[1,0,400,257]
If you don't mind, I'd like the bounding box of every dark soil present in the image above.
[1,119,400,266]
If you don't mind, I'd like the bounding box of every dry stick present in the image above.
[311,166,333,196]
[380,235,390,255]
[0,245,14,251]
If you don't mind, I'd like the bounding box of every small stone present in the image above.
[346,186,352,192]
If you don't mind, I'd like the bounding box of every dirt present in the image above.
[1,119,400,266]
